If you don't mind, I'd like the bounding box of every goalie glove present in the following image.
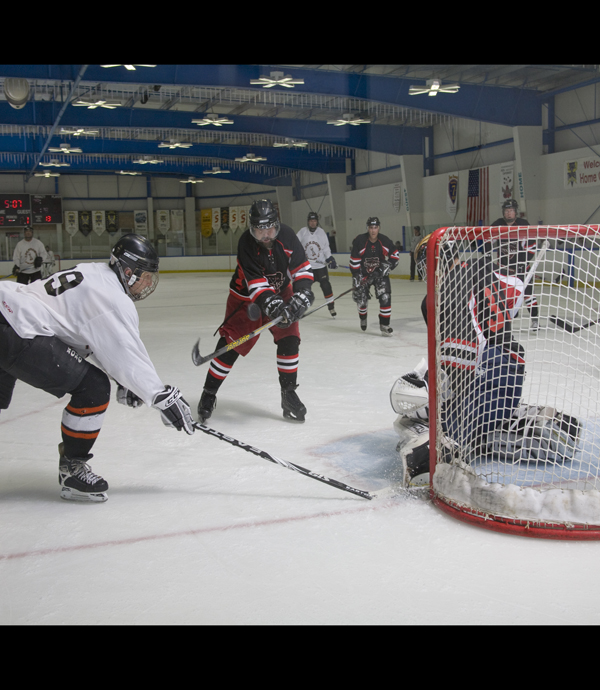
[152,386,195,435]
[286,289,315,322]
[116,384,144,408]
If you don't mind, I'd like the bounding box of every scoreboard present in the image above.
[0,194,63,226]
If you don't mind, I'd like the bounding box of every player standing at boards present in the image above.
[349,217,400,335]
[297,211,338,317]
[197,199,314,424]
[490,199,539,331]
[0,233,195,503]
[12,226,48,284]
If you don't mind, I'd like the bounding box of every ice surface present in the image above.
[1,272,600,625]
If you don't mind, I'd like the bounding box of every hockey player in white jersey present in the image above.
[297,212,337,317]
[0,234,195,503]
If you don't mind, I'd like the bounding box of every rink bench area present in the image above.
[0,252,418,279]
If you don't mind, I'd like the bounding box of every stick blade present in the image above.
[549,315,575,333]
[191,338,204,366]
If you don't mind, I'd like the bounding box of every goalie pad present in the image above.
[393,417,430,487]
[488,404,581,464]
[390,357,430,419]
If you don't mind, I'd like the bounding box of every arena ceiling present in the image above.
[0,64,598,186]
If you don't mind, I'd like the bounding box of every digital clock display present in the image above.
[0,194,31,226]
[31,195,63,224]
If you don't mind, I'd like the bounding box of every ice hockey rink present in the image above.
[1,269,600,626]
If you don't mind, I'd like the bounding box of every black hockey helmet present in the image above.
[415,233,459,282]
[366,216,380,227]
[502,199,519,215]
[249,199,280,243]
[110,233,159,301]
[307,211,319,227]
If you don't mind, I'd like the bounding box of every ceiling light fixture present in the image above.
[158,139,193,149]
[59,127,99,137]
[48,143,82,154]
[250,71,304,89]
[34,170,60,178]
[180,176,203,184]
[192,114,234,127]
[133,156,164,165]
[273,138,309,148]
[72,98,122,109]
[203,166,230,175]
[100,65,157,71]
[326,113,371,126]
[235,153,266,163]
[408,79,460,96]
[117,170,142,175]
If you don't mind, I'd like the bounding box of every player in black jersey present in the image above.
[490,199,539,330]
[197,199,314,423]
[349,217,400,335]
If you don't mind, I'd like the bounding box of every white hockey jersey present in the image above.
[0,262,165,406]
[296,226,332,269]
[13,237,48,274]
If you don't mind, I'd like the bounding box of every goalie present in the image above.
[390,234,581,487]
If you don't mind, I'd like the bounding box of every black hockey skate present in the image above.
[360,315,367,331]
[197,388,217,424]
[58,443,108,503]
[281,386,307,422]
[328,304,336,318]
[380,324,393,336]
[403,439,430,487]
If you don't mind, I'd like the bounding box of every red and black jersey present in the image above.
[489,217,535,274]
[439,256,524,372]
[349,233,400,278]
[229,224,313,310]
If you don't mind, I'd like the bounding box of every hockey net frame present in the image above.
[427,225,600,540]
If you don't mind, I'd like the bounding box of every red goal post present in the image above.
[426,224,600,540]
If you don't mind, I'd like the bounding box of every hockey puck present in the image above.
[247,302,262,321]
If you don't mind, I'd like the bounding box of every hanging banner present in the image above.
[393,183,402,213]
[92,210,105,236]
[156,210,170,232]
[212,208,221,234]
[106,211,119,234]
[500,164,514,203]
[134,210,148,233]
[446,174,458,219]
[239,206,250,232]
[79,211,92,237]
[65,210,78,237]
[201,209,213,237]
[171,209,184,232]
[220,207,230,234]
[230,206,240,233]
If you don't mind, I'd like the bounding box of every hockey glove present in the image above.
[152,386,195,434]
[352,276,368,303]
[326,255,338,269]
[116,384,144,408]
[11,265,19,276]
[34,256,43,268]
[262,293,287,320]
[286,289,315,322]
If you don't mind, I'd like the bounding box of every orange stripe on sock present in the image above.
[65,402,109,416]
[61,424,100,440]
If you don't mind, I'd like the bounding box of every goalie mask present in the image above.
[414,233,459,282]
[110,233,159,301]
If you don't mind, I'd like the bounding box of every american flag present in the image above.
[467,167,489,226]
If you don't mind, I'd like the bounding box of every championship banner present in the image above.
[156,210,170,232]
[171,209,184,232]
[446,174,458,219]
[239,206,250,232]
[393,183,401,213]
[106,211,118,234]
[220,207,230,234]
[79,211,92,237]
[500,164,514,203]
[134,210,148,233]
[201,209,213,237]
[230,206,240,233]
[92,210,105,236]
[565,156,600,188]
[212,208,221,234]
[65,210,78,237]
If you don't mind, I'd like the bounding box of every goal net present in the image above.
[427,225,600,539]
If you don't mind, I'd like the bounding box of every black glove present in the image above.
[152,386,195,434]
[116,384,144,408]
[11,265,19,276]
[34,256,43,268]
[286,289,315,322]
[262,293,287,320]
[326,255,338,269]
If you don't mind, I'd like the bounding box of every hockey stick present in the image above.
[300,286,354,318]
[549,315,599,333]
[192,315,284,366]
[193,422,375,500]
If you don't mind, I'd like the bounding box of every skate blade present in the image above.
[60,487,108,503]
[283,411,306,423]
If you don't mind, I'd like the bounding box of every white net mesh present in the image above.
[431,225,600,529]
